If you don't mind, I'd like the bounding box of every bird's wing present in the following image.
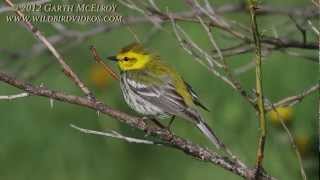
[128,78,187,114]
[125,72,189,115]
[183,81,210,111]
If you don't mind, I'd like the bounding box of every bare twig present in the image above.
[194,8,257,109]
[272,84,319,109]
[0,92,29,100]
[173,21,223,68]
[70,124,157,145]
[279,50,318,62]
[168,7,259,110]
[212,43,255,59]
[196,15,223,61]
[248,0,267,178]
[127,26,142,43]
[308,20,320,35]
[169,13,235,89]
[90,46,119,80]
[312,0,320,8]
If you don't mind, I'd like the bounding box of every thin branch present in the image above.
[312,0,320,8]
[169,13,235,89]
[4,0,94,99]
[168,13,258,115]
[308,20,320,35]
[272,84,319,109]
[169,8,257,110]
[254,4,318,17]
[127,26,142,43]
[248,0,267,178]
[70,124,157,145]
[289,16,307,45]
[212,43,255,59]
[90,46,119,80]
[196,15,223,61]
[174,22,223,68]
[279,50,318,63]
[194,10,257,110]
[0,92,29,100]
[234,55,270,76]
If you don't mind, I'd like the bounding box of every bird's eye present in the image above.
[123,57,129,61]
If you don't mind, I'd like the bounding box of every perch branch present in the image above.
[0,71,275,180]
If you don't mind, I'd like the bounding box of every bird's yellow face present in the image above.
[116,51,150,71]
[107,43,152,71]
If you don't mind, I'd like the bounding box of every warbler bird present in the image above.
[107,43,224,149]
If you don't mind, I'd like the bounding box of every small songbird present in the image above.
[107,43,224,149]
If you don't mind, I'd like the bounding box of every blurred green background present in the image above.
[0,0,318,179]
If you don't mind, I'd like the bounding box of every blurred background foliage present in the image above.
[0,0,318,180]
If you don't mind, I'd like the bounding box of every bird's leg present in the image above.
[139,116,163,136]
[166,116,176,130]
[149,117,166,129]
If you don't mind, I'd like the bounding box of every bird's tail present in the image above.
[196,120,225,149]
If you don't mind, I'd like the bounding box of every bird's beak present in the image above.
[107,56,118,61]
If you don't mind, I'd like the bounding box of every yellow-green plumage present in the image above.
[108,43,224,149]
[142,59,194,107]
